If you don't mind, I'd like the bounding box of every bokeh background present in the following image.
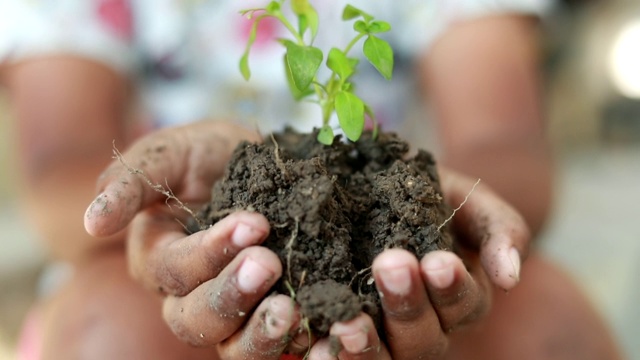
[1,0,639,358]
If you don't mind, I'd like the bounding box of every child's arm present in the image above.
[1,56,133,263]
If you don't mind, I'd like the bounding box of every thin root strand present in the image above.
[112,142,206,229]
[437,178,481,232]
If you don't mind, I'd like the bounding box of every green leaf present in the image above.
[342,4,373,22]
[317,125,334,145]
[284,55,315,100]
[305,11,319,39]
[284,42,323,91]
[266,1,281,13]
[327,48,353,80]
[290,0,308,14]
[335,91,365,142]
[363,35,394,80]
[353,20,391,35]
[239,14,266,80]
[298,15,309,37]
[368,20,391,33]
[239,52,251,80]
[353,20,368,34]
[291,0,319,38]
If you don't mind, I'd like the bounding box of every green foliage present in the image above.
[239,0,394,145]
[283,41,323,91]
[335,91,364,142]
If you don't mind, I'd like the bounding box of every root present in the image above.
[174,218,190,233]
[273,222,290,229]
[270,133,289,178]
[112,142,206,229]
[282,282,313,360]
[285,281,297,301]
[298,270,307,291]
[301,317,313,360]
[285,216,300,285]
[437,178,481,232]
[349,266,372,288]
[349,266,375,296]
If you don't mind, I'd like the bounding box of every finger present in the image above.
[307,339,336,360]
[420,250,491,332]
[84,121,262,237]
[329,313,390,360]
[128,209,270,295]
[285,325,316,357]
[217,294,300,359]
[439,167,530,290]
[162,247,281,346]
[306,313,390,360]
[372,249,447,359]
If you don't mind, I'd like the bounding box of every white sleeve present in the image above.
[385,0,557,56]
[0,1,137,75]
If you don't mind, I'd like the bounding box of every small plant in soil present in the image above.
[188,0,454,339]
[239,1,392,145]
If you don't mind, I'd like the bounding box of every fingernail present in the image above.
[237,257,274,293]
[340,330,368,353]
[86,193,109,218]
[332,322,369,354]
[264,299,290,339]
[508,247,521,282]
[377,266,411,295]
[232,223,264,248]
[424,257,455,289]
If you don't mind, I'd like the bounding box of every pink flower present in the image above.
[97,0,133,41]
[238,15,282,50]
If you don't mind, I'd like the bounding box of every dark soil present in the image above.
[188,129,453,336]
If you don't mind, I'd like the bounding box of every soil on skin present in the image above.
[188,129,453,336]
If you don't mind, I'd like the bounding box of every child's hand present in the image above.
[306,168,530,359]
[85,121,530,359]
[84,121,306,358]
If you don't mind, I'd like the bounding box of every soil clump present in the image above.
[188,129,453,336]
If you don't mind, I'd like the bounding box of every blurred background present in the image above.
[0,0,639,359]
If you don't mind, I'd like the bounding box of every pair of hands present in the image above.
[84,121,529,359]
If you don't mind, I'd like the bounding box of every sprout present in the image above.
[239,0,394,144]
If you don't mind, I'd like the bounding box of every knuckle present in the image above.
[384,299,429,322]
[207,281,246,318]
[166,314,212,347]
[465,291,491,323]
[431,284,472,308]
[155,259,191,296]
[439,291,490,332]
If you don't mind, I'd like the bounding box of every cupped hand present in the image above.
[84,121,530,359]
[84,121,304,359]
[306,168,530,360]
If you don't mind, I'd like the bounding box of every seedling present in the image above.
[239,0,394,145]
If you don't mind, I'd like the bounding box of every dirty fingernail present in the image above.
[237,257,274,293]
[85,193,107,217]
[265,297,295,339]
[508,247,521,282]
[232,223,264,248]
[377,266,411,295]
[424,257,455,289]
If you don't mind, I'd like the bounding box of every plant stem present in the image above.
[344,33,366,55]
[274,13,305,45]
[317,32,365,126]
